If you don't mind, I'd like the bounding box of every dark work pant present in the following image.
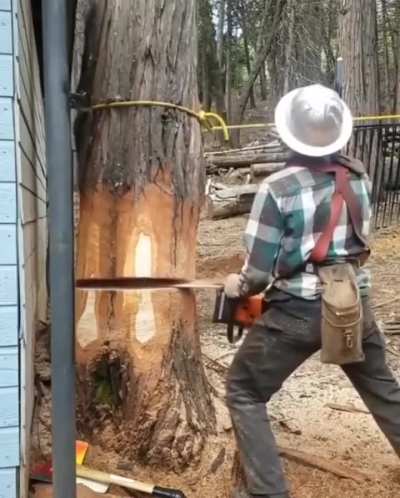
[226,293,400,496]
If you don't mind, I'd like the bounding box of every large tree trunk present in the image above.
[74,0,214,471]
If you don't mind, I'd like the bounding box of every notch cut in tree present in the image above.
[73,0,215,470]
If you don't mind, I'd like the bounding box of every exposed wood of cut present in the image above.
[207,184,258,219]
[73,0,214,471]
[207,152,289,171]
[250,162,285,178]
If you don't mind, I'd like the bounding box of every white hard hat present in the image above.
[274,84,353,157]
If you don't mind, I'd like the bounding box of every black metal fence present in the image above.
[347,123,400,229]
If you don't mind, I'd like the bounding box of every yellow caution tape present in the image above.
[211,114,400,131]
[90,99,400,139]
[91,100,230,141]
[353,114,400,122]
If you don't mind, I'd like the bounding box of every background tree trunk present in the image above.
[225,0,234,124]
[74,0,215,470]
[216,0,227,118]
[283,0,294,94]
[238,0,256,109]
[237,0,285,122]
[339,0,381,194]
[259,62,268,101]
[339,0,380,117]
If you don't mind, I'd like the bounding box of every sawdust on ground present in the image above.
[31,219,400,498]
[196,217,400,498]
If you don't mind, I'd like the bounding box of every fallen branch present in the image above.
[202,354,228,375]
[207,152,289,171]
[372,296,400,310]
[325,403,370,415]
[386,346,400,358]
[277,446,375,483]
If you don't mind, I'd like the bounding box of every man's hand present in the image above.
[224,273,241,298]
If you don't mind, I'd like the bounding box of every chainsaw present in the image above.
[76,277,266,343]
[212,288,266,343]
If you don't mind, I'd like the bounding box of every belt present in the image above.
[304,257,364,275]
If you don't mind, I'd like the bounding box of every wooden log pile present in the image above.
[205,137,288,219]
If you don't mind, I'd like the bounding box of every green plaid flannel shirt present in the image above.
[239,161,372,300]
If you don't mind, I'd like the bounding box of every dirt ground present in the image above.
[32,216,400,498]
[196,216,400,498]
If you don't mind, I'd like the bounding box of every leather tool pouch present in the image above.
[318,264,364,365]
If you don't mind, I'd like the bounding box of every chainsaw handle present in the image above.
[227,322,244,344]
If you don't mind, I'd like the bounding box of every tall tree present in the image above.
[216,0,227,118]
[236,0,256,108]
[74,0,214,470]
[339,0,380,116]
[198,0,220,109]
[237,0,286,122]
[283,0,295,94]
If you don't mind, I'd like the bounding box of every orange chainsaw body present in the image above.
[213,290,267,343]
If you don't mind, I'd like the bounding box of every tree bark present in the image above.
[392,1,400,113]
[243,31,256,109]
[215,0,227,118]
[238,0,256,109]
[339,0,380,117]
[225,0,234,124]
[283,0,295,95]
[259,62,268,101]
[74,0,214,471]
[380,0,391,112]
[339,0,381,181]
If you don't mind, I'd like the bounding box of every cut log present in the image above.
[207,152,289,171]
[207,184,258,219]
[74,0,214,472]
[250,162,285,178]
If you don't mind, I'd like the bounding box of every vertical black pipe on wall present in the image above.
[41,1,76,498]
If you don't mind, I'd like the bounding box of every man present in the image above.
[225,84,400,498]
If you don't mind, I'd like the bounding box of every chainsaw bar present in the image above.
[76,277,223,291]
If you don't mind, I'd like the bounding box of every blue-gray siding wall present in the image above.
[0,0,19,497]
[1,0,48,497]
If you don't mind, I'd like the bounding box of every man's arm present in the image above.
[235,183,284,297]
